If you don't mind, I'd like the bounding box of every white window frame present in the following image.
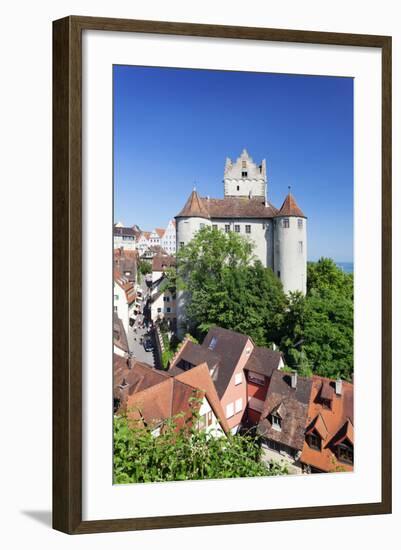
[226,402,234,418]
[235,398,243,413]
[234,372,242,385]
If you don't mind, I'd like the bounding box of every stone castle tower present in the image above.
[175,149,307,334]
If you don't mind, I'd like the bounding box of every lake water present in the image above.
[336,262,354,274]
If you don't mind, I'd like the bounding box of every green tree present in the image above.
[114,405,287,483]
[138,260,152,276]
[280,259,353,380]
[177,227,286,344]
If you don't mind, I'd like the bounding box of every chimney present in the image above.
[291,371,297,389]
[335,379,342,396]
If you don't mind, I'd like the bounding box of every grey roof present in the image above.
[114,226,136,237]
[201,327,250,398]
[245,347,282,377]
[257,370,313,451]
[172,341,220,371]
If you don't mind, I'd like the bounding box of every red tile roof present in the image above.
[276,193,306,218]
[155,228,165,238]
[300,376,354,472]
[176,189,210,219]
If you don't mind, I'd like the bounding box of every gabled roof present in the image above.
[176,189,210,219]
[169,340,220,373]
[168,327,252,399]
[300,375,354,472]
[306,413,329,440]
[124,364,228,434]
[245,346,282,377]
[257,370,313,451]
[276,193,306,218]
[174,363,229,433]
[155,228,166,238]
[113,356,170,409]
[201,327,251,398]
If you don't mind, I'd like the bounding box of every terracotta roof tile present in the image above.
[176,190,210,219]
[300,376,354,472]
[276,193,306,218]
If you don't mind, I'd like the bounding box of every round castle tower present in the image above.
[175,189,212,335]
[273,191,307,295]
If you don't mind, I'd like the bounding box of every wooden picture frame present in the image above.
[53,15,392,534]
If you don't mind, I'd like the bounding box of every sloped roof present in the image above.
[171,340,220,370]
[202,327,251,398]
[276,193,306,218]
[176,189,210,219]
[245,346,282,377]
[176,192,278,220]
[168,327,252,399]
[174,363,229,433]
[257,370,313,451]
[126,377,198,430]
[152,253,176,272]
[306,413,329,440]
[155,228,166,238]
[300,375,354,472]
[113,356,170,411]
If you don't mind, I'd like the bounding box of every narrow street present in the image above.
[126,275,155,366]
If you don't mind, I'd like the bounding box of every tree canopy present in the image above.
[114,408,287,483]
[176,228,353,380]
[280,258,353,380]
[177,227,286,345]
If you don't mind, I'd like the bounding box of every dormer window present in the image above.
[337,443,353,464]
[321,398,332,410]
[307,432,321,450]
[271,414,282,431]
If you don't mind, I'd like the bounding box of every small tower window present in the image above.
[298,241,303,253]
[298,218,303,229]
[242,160,247,168]
[241,171,248,177]
[283,218,290,228]
[236,185,240,191]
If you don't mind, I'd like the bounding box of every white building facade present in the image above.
[161,219,176,255]
[175,149,307,334]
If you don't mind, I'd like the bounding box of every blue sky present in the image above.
[114,66,353,262]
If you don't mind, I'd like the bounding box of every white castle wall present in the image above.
[208,218,273,269]
[273,216,307,294]
[224,150,266,198]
